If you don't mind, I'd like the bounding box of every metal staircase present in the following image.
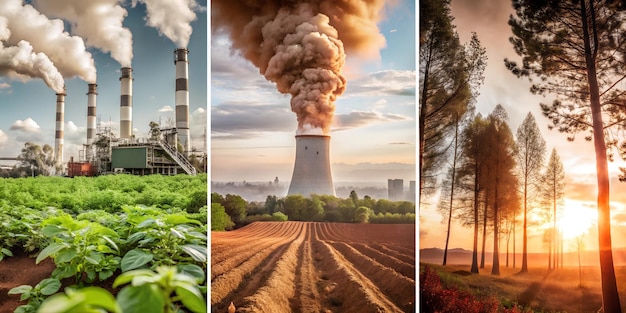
[158,140,197,175]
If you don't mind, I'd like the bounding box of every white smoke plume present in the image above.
[0,0,97,83]
[31,0,133,67]
[132,0,199,48]
[0,16,65,93]
[212,0,387,135]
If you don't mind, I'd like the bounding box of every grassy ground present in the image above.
[420,262,626,313]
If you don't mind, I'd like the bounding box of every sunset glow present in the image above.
[558,199,596,240]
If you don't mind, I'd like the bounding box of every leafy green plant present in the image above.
[0,247,12,261]
[0,206,54,255]
[113,266,206,313]
[122,214,206,271]
[36,287,121,313]
[8,278,61,313]
[37,266,206,313]
[37,214,121,283]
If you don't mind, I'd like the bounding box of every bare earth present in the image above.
[0,250,56,313]
[211,221,416,313]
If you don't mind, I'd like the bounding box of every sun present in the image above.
[558,199,597,240]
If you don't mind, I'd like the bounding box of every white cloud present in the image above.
[0,129,8,145]
[158,105,174,112]
[332,110,412,131]
[10,118,40,133]
[63,121,84,146]
[211,101,295,139]
[345,70,416,97]
[190,107,207,150]
[65,120,79,133]
[374,99,388,109]
[191,107,206,134]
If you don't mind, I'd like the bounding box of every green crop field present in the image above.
[0,174,207,313]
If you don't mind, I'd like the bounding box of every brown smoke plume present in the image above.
[212,0,387,135]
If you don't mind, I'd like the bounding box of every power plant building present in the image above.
[65,49,200,177]
[288,135,335,196]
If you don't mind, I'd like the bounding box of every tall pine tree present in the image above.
[507,1,625,309]
[515,113,546,273]
[419,0,476,203]
[542,148,565,271]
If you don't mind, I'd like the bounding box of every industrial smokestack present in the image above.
[55,89,66,165]
[287,135,335,196]
[119,67,133,139]
[174,48,190,154]
[87,83,97,144]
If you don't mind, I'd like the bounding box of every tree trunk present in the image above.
[443,202,452,265]
[521,178,528,272]
[471,163,480,274]
[561,232,564,268]
[513,214,516,269]
[506,227,510,267]
[492,182,500,275]
[578,239,582,287]
[481,191,488,269]
[548,234,552,270]
[581,1,621,311]
[553,191,557,270]
[418,41,432,203]
[443,115,460,266]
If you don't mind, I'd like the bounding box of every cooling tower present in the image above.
[86,84,97,145]
[54,90,65,165]
[119,67,133,139]
[174,48,190,155]
[287,135,335,196]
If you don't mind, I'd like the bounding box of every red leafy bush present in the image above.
[420,266,523,313]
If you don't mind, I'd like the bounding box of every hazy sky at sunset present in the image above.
[210,0,416,186]
[420,0,626,255]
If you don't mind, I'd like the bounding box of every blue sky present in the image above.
[0,1,207,164]
[210,0,416,184]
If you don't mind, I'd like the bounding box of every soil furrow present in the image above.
[351,242,415,280]
[314,239,403,313]
[331,241,415,311]
[237,223,306,313]
[211,237,284,279]
[290,222,322,313]
[373,243,415,264]
[211,222,415,313]
[211,222,302,307]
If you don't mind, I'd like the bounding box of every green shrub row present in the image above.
[212,191,416,228]
[0,174,207,214]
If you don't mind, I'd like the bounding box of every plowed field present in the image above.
[211,221,416,312]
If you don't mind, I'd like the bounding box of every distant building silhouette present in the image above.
[388,179,403,201]
[409,180,416,203]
